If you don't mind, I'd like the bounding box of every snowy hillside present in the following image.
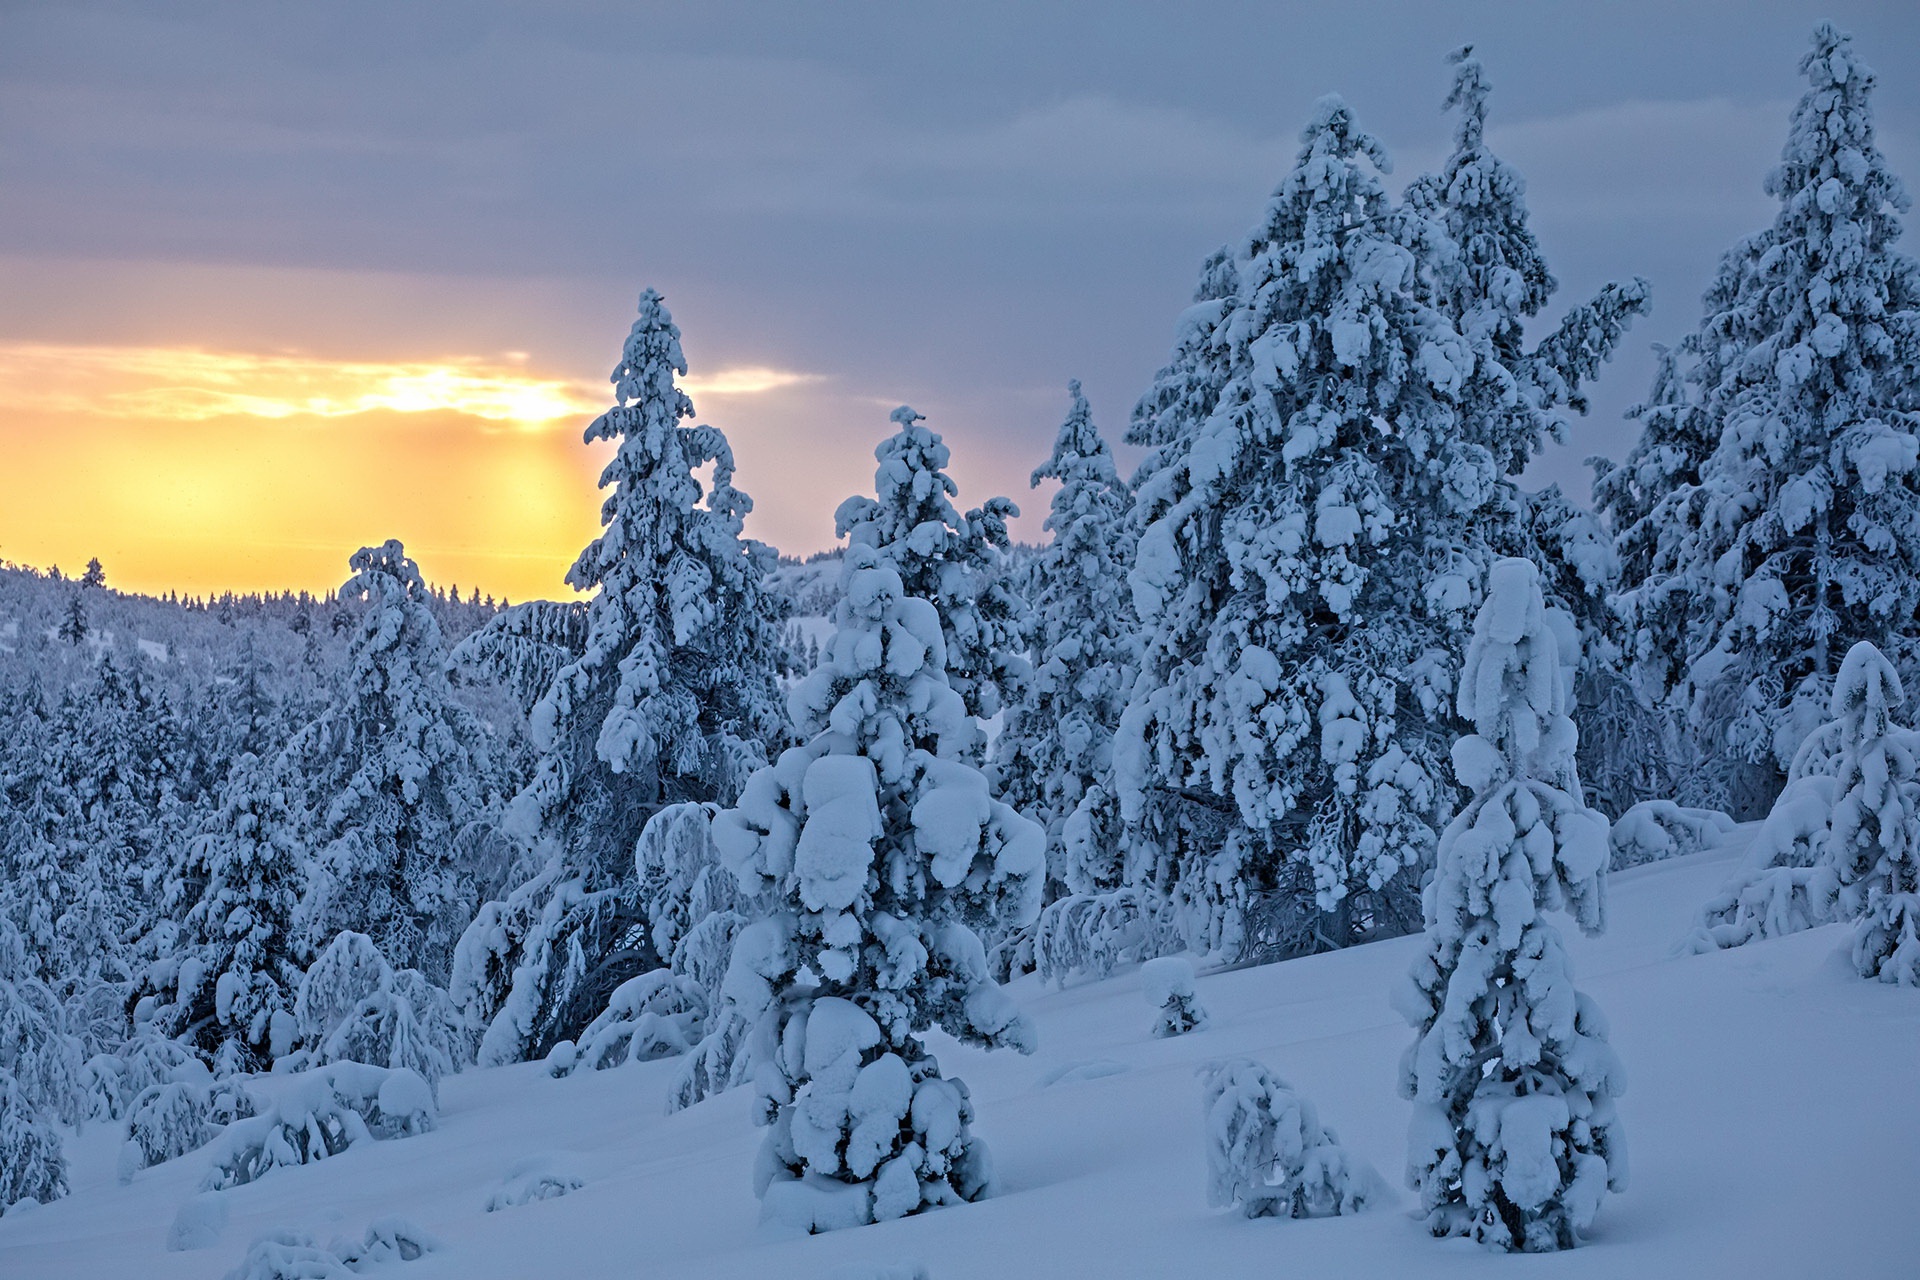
[4,829,1913,1279]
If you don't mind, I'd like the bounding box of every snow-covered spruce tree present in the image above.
[139,753,307,1071]
[833,406,1030,732]
[1406,49,1661,818]
[458,290,790,1064]
[992,382,1137,899]
[0,1068,67,1215]
[1502,484,1677,818]
[451,599,590,717]
[1397,558,1624,1253]
[0,703,85,988]
[0,682,156,1000]
[1615,25,1920,817]
[1121,96,1477,961]
[0,920,89,1135]
[293,539,495,981]
[1127,244,1238,466]
[1592,343,1718,597]
[1409,48,1649,483]
[711,542,1044,1232]
[1824,642,1920,983]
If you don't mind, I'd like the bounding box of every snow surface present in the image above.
[5,829,1917,1277]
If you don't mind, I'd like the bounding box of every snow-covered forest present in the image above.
[3,26,1917,1277]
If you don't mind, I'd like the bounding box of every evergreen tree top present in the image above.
[1031,380,1118,498]
[1772,26,1906,220]
[606,288,693,417]
[563,289,771,622]
[1421,47,1555,333]
[1247,94,1396,287]
[1442,46,1490,154]
[341,540,445,669]
[1457,558,1576,787]
[345,540,431,604]
[837,406,964,549]
[1692,22,1917,429]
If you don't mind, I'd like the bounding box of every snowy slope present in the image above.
[5,829,1916,1279]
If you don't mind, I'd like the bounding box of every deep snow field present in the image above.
[4,827,1916,1280]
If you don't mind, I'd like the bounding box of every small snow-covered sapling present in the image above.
[1200,1059,1373,1218]
[1141,957,1209,1037]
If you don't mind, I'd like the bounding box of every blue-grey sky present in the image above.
[1,1,1915,592]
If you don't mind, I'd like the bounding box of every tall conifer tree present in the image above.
[1613,25,1920,815]
[457,291,790,1062]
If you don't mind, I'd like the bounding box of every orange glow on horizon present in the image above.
[0,343,624,601]
[0,342,604,429]
[0,340,845,602]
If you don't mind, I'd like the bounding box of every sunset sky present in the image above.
[2,1,1916,601]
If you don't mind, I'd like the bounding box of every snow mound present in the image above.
[165,1192,230,1251]
[1037,1059,1130,1088]
[484,1156,586,1212]
[221,1219,438,1279]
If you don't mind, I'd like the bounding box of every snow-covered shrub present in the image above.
[636,803,741,996]
[1397,559,1624,1252]
[553,970,706,1074]
[711,531,1045,1232]
[221,1219,439,1279]
[119,1066,259,1183]
[82,1053,134,1123]
[296,933,392,1047]
[1200,1059,1372,1219]
[1034,888,1173,987]
[223,1232,345,1280]
[82,1030,202,1123]
[0,1067,67,1214]
[293,935,460,1090]
[200,1063,434,1191]
[484,1155,585,1211]
[118,1070,215,1182]
[634,802,755,1104]
[0,970,87,1128]
[1824,644,1920,983]
[1687,777,1838,953]
[1141,958,1208,1038]
[318,969,459,1092]
[1685,647,1919,956]
[1608,800,1736,871]
[167,1192,230,1251]
[329,1218,441,1269]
